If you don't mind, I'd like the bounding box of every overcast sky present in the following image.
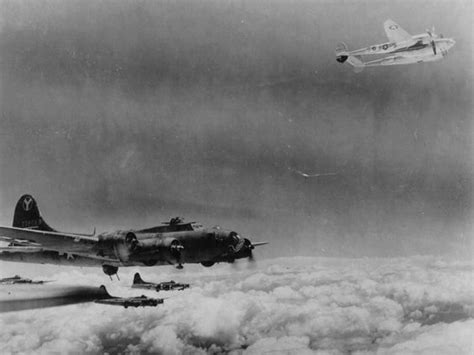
[0,0,472,259]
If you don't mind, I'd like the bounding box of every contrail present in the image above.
[0,284,110,313]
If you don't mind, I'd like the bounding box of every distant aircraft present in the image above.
[0,195,268,278]
[132,272,190,292]
[94,285,163,308]
[288,167,337,179]
[336,19,455,72]
[0,275,52,285]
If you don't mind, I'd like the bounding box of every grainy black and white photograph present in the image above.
[0,0,472,354]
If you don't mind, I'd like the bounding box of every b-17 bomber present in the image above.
[93,286,163,308]
[94,295,163,308]
[0,195,268,278]
[132,273,190,292]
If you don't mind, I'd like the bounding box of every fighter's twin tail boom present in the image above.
[336,19,455,72]
[0,195,267,277]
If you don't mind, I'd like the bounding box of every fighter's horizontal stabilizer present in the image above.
[335,43,364,72]
[346,56,365,73]
[335,42,349,63]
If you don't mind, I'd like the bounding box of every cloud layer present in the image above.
[0,256,473,354]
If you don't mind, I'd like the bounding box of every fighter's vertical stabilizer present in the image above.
[346,56,365,73]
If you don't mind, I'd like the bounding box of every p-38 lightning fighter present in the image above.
[336,19,455,71]
[0,195,268,278]
[132,273,190,292]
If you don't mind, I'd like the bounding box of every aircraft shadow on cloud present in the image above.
[0,194,268,278]
[336,19,455,72]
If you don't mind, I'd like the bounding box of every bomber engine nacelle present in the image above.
[97,232,184,266]
[135,237,184,266]
[97,231,139,262]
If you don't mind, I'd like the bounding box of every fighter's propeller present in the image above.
[426,26,437,55]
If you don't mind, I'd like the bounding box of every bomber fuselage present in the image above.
[0,227,251,269]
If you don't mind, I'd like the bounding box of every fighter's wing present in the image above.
[384,19,412,43]
[363,55,418,66]
[0,226,98,253]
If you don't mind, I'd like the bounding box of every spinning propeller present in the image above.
[243,239,267,265]
[426,26,437,55]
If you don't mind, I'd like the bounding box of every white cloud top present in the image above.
[0,256,472,354]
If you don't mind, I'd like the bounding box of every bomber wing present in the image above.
[95,296,163,308]
[384,19,412,43]
[0,245,44,253]
[0,226,98,254]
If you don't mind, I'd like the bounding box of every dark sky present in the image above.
[0,0,472,258]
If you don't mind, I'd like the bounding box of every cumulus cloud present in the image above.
[0,256,473,354]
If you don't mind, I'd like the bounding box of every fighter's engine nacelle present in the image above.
[336,55,348,63]
[336,42,349,63]
[97,231,139,262]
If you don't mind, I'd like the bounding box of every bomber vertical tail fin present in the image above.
[133,273,145,285]
[13,195,55,231]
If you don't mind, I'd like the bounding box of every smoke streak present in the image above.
[0,284,109,313]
